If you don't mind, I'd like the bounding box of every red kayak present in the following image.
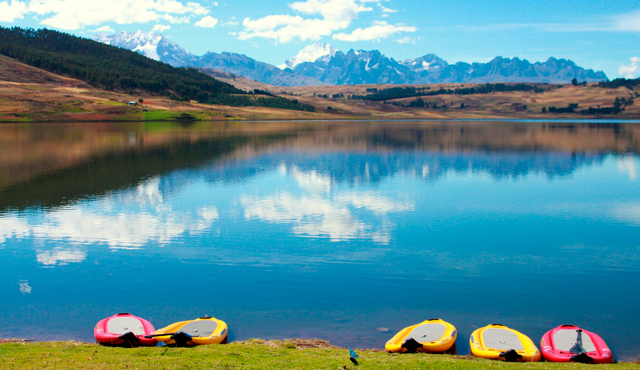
[541,325,613,364]
[94,313,157,347]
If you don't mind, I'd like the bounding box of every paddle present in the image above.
[118,332,140,348]
[145,332,194,347]
[144,333,179,338]
[499,349,523,362]
[401,338,423,353]
[569,329,586,354]
[569,329,594,364]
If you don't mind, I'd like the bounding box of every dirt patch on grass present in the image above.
[237,338,344,350]
[0,338,29,343]
[289,338,343,350]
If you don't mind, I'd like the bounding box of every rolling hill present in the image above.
[0,27,313,112]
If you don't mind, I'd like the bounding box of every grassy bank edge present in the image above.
[0,340,638,370]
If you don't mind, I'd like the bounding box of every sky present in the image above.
[1,0,639,79]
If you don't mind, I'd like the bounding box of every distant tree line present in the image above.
[541,96,634,115]
[0,27,314,112]
[571,78,588,86]
[351,83,545,101]
[597,78,640,90]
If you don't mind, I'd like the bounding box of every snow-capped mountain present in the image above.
[91,31,323,86]
[196,51,326,86]
[91,32,608,86]
[286,47,608,84]
[92,31,197,67]
[278,42,338,70]
[400,54,448,73]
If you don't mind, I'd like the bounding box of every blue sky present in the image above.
[1,0,639,79]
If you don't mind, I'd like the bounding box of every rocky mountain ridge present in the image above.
[91,32,608,86]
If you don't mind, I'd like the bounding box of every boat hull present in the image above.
[541,325,613,364]
[385,319,457,353]
[470,324,540,362]
[94,313,157,347]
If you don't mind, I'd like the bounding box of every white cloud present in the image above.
[28,204,218,250]
[163,13,191,24]
[240,164,414,243]
[333,20,416,41]
[195,15,218,28]
[37,247,87,266]
[240,191,412,244]
[0,0,28,22]
[611,203,640,226]
[223,20,238,26]
[395,36,417,44]
[612,10,640,32]
[0,216,30,244]
[0,177,220,265]
[336,193,413,214]
[241,193,374,242]
[19,280,31,294]
[619,56,640,78]
[287,165,333,193]
[152,24,171,32]
[238,0,374,43]
[93,25,115,33]
[618,156,638,181]
[380,5,397,13]
[27,0,209,30]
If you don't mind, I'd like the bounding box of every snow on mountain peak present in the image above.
[278,42,338,70]
[91,31,196,66]
[93,31,164,60]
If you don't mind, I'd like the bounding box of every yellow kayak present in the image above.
[470,324,541,362]
[151,316,228,346]
[385,319,457,353]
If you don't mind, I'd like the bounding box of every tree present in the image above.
[571,78,578,86]
[460,103,465,109]
[542,107,547,113]
[138,98,144,104]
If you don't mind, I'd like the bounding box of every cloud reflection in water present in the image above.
[242,164,414,244]
[0,177,220,266]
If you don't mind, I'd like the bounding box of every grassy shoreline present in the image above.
[1,339,638,369]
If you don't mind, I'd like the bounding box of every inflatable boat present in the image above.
[541,325,613,364]
[470,324,540,362]
[94,313,157,347]
[385,318,457,353]
[148,316,228,347]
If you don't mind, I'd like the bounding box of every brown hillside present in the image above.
[0,54,84,85]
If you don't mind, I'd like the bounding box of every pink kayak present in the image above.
[541,324,613,364]
[94,313,157,347]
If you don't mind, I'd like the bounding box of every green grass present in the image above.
[0,341,638,370]
[141,110,223,121]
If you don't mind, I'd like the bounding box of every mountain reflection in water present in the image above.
[0,121,639,360]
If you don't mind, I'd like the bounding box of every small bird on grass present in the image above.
[349,347,359,365]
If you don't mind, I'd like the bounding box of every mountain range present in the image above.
[92,32,609,87]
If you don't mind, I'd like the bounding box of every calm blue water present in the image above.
[1,121,639,360]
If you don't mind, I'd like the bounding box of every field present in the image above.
[1,54,639,122]
[1,340,638,370]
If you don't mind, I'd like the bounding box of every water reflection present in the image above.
[1,121,640,360]
[617,156,638,181]
[2,177,220,261]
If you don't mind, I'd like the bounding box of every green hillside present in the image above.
[0,27,313,111]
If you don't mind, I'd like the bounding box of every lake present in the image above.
[1,120,639,360]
